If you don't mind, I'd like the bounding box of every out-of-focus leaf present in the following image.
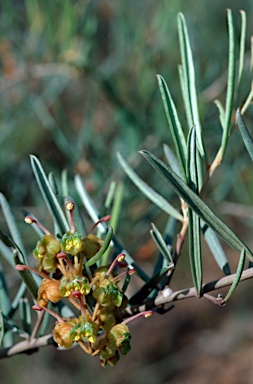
[201,221,230,275]
[19,298,31,335]
[0,260,13,347]
[117,152,183,221]
[238,10,246,87]
[177,13,206,159]
[14,254,38,300]
[75,175,106,233]
[224,248,246,302]
[214,100,225,130]
[237,109,253,161]
[0,193,27,261]
[186,128,202,295]
[0,310,4,346]
[157,74,187,175]
[140,150,253,261]
[30,155,69,237]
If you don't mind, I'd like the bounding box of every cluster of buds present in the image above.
[16,202,152,366]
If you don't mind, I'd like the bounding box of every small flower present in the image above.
[60,275,90,297]
[70,316,99,343]
[61,231,85,256]
[53,322,74,348]
[92,279,123,308]
[37,278,61,307]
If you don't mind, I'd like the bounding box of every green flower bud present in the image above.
[60,275,90,297]
[93,280,123,308]
[70,316,99,343]
[61,231,84,256]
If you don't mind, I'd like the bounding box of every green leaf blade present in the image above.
[30,155,69,237]
[140,150,253,261]
[117,152,183,222]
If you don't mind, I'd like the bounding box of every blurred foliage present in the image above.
[1,0,253,255]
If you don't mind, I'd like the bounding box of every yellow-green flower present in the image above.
[60,275,90,297]
[70,316,99,343]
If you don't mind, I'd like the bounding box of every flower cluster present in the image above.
[16,202,152,366]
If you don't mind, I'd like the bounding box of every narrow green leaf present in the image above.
[104,181,116,210]
[140,150,253,261]
[224,248,246,302]
[0,193,27,261]
[150,223,173,266]
[177,13,206,158]
[0,240,15,267]
[157,74,187,175]
[221,9,236,157]
[238,10,246,87]
[0,259,11,316]
[117,152,183,221]
[85,227,113,267]
[61,169,69,198]
[237,109,253,161]
[0,310,4,346]
[0,259,13,347]
[30,155,69,237]
[101,182,123,265]
[186,128,202,295]
[201,221,230,275]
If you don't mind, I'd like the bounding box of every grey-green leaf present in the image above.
[150,223,173,266]
[237,109,253,161]
[186,128,202,295]
[224,248,246,302]
[117,152,183,222]
[140,150,253,261]
[0,310,4,346]
[201,221,230,275]
[221,9,236,157]
[30,155,69,237]
[177,13,206,159]
[157,74,187,175]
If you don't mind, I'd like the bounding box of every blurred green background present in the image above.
[1,0,253,383]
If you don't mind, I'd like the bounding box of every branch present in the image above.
[0,334,56,359]
[123,267,253,315]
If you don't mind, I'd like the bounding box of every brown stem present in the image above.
[123,267,253,316]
